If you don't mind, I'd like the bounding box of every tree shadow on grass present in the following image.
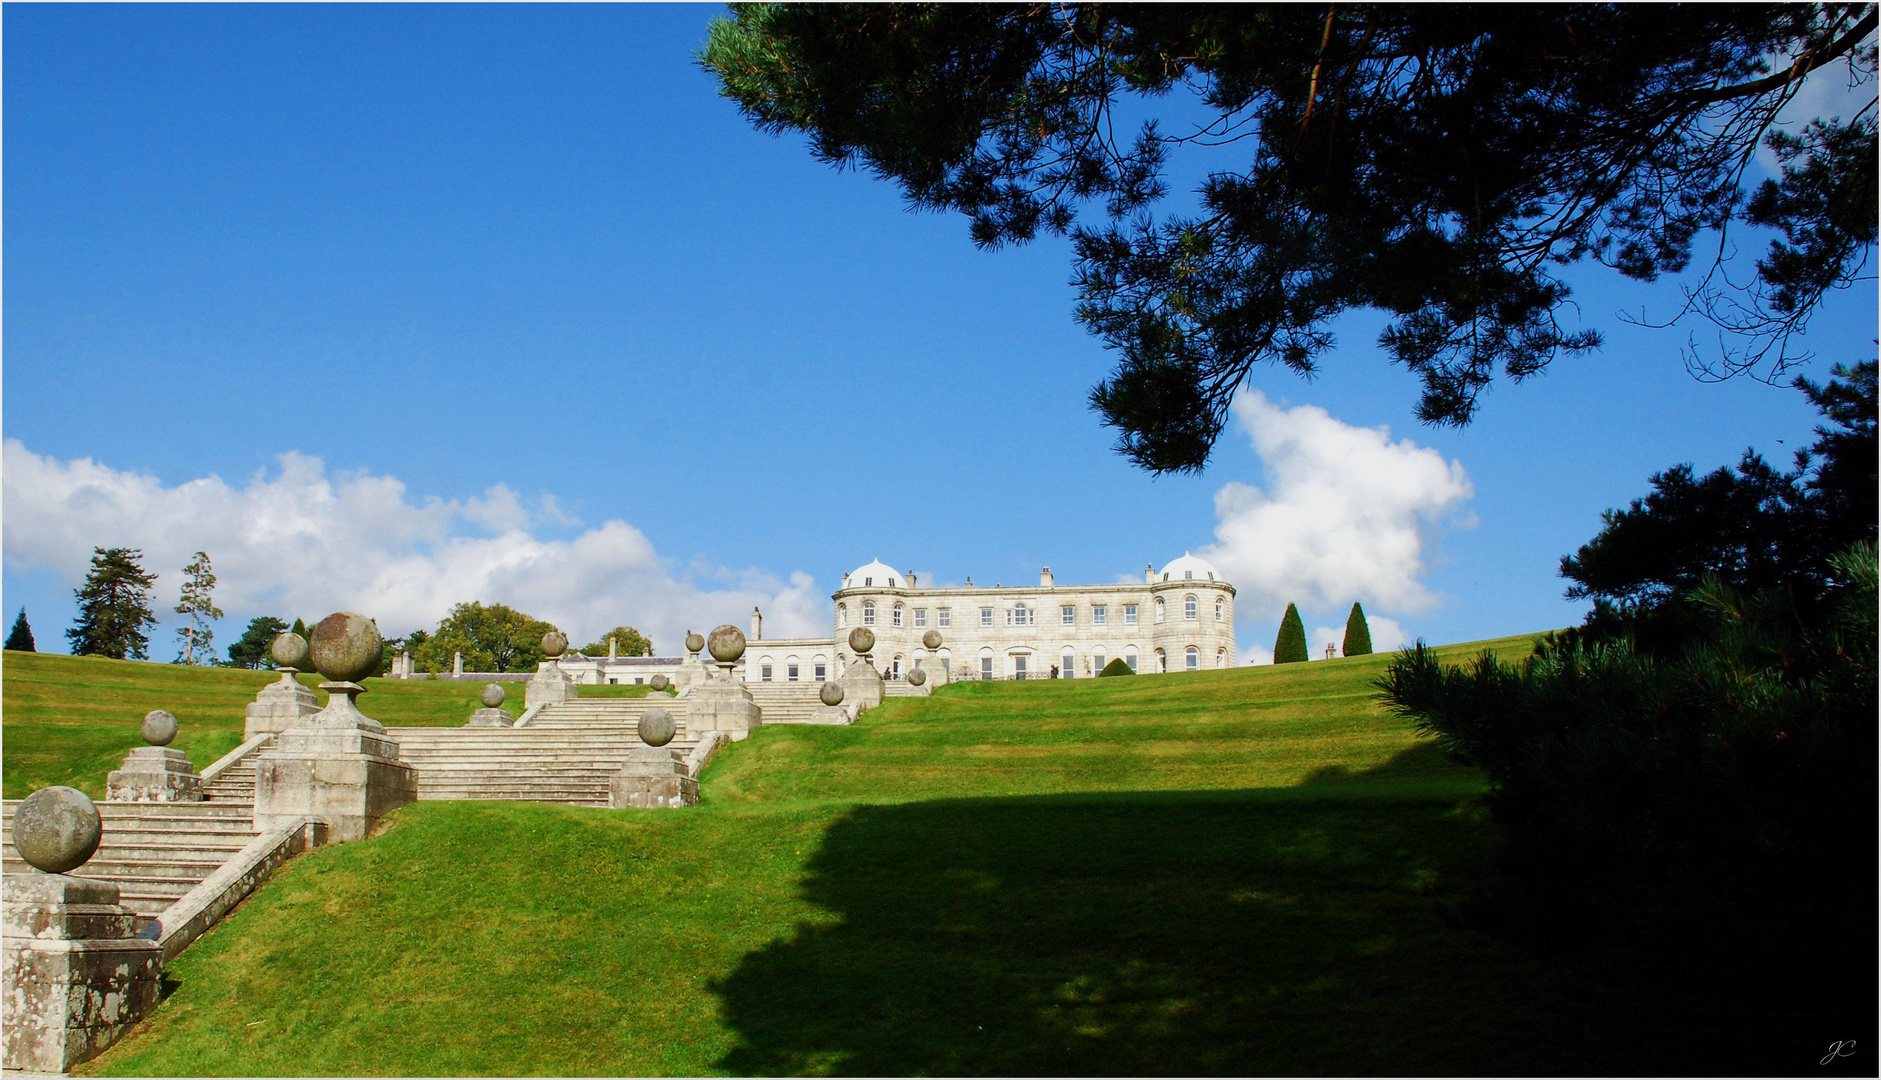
[711,745,1863,1076]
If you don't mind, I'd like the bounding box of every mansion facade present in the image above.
[550,554,1238,686]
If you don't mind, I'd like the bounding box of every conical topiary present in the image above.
[1274,603,1309,664]
[1342,602,1372,657]
[1097,657,1134,677]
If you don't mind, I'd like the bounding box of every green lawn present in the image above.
[0,652,650,799]
[4,636,1849,1075]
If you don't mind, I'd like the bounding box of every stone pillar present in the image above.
[255,612,417,844]
[452,650,464,678]
[2,787,162,1074]
[106,710,204,802]
[683,625,761,741]
[464,683,513,728]
[525,631,577,711]
[674,631,710,692]
[839,627,885,713]
[245,632,320,738]
[609,708,697,808]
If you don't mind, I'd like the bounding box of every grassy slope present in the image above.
[15,633,1833,1075]
[0,651,649,799]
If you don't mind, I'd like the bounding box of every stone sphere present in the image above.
[922,629,942,651]
[141,709,179,746]
[649,674,670,692]
[309,612,383,683]
[13,786,102,874]
[707,624,746,663]
[685,632,705,654]
[848,627,876,655]
[819,680,845,707]
[908,667,928,686]
[638,707,676,747]
[480,683,506,708]
[271,632,311,670]
[541,631,568,659]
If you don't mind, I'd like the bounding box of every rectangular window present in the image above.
[938,608,951,627]
[1094,604,1107,625]
[1061,605,1075,625]
[1013,655,1028,680]
[892,607,903,627]
[981,656,994,680]
[814,662,827,680]
[760,664,773,682]
[634,677,644,685]
[1125,654,1137,672]
[981,607,993,627]
[1093,651,1106,673]
[609,678,618,685]
[787,663,799,681]
[914,608,927,627]
[1125,604,1138,625]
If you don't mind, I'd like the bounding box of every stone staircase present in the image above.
[388,696,697,808]
[1,800,259,925]
[741,682,824,724]
[202,756,260,802]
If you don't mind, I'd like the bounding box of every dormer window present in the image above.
[865,577,873,587]
[1185,570,1194,580]
[888,577,895,587]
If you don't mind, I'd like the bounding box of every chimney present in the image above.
[1145,563,1155,584]
[752,606,763,640]
[608,636,618,659]
[908,572,917,588]
[1040,566,1054,587]
[965,577,974,588]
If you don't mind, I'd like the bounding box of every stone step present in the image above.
[2,800,255,821]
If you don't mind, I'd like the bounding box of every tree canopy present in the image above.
[226,615,290,669]
[579,626,655,658]
[172,550,224,665]
[412,603,557,674]
[704,3,1878,472]
[67,547,158,660]
[6,609,35,653]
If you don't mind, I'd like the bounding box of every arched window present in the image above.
[759,656,774,682]
[1124,646,1139,672]
[863,600,876,625]
[938,648,951,679]
[1093,648,1107,673]
[1060,648,1076,679]
[892,655,904,679]
[1154,597,1166,623]
[979,647,995,681]
[786,655,800,682]
[1184,594,1198,620]
[813,655,828,681]
[1154,647,1167,672]
[1215,597,1224,620]
[892,604,904,627]
[1216,648,1228,669]
[837,604,847,629]
[1185,646,1199,671]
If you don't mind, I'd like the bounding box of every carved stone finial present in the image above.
[638,707,676,747]
[12,786,102,874]
[309,613,383,684]
[140,709,178,746]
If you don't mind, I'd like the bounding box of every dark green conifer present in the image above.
[1274,603,1309,664]
[6,608,35,652]
[1097,657,1133,677]
[1342,602,1373,657]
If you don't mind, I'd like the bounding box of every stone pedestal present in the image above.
[254,684,417,844]
[608,747,699,808]
[807,704,853,725]
[244,670,320,739]
[463,708,513,728]
[1,873,163,1074]
[684,673,762,741]
[106,746,203,802]
[674,653,711,693]
[840,659,886,713]
[524,662,577,711]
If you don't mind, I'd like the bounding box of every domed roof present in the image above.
[1160,552,1223,584]
[843,559,905,589]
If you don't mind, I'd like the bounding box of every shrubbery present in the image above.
[1273,603,1308,664]
[1097,658,1133,677]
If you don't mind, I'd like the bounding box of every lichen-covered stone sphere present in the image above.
[309,612,384,683]
[819,681,845,707]
[707,624,746,663]
[271,632,311,670]
[480,684,506,708]
[848,627,876,655]
[141,709,179,746]
[922,629,942,651]
[685,631,705,654]
[638,707,676,747]
[541,631,568,659]
[649,674,670,692]
[13,786,102,874]
[908,667,928,686]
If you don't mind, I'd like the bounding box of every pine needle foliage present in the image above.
[66,547,158,660]
[6,608,35,652]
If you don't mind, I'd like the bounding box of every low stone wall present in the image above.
[150,817,325,963]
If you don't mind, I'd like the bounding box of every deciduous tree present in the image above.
[67,547,158,660]
[578,626,654,657]
[413,603,557,674]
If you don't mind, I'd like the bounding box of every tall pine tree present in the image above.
[1342,602,1373,657]
[5,608,35,652]
[67,547,158,659]
[173,551,224,665]
[1273,602,1309,664]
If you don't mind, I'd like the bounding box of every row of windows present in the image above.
[755,657,830,682]
[838,596,1228,628]
[974,644,1228,679]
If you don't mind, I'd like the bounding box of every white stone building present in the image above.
[747,555,1237,683]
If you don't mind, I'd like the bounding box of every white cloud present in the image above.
[1240,643,1274,666]
[1201,391,1473,617]
[1310,615,1408,658]
[1,440,827,653]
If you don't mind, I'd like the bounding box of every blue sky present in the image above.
[5,5,1874,662]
